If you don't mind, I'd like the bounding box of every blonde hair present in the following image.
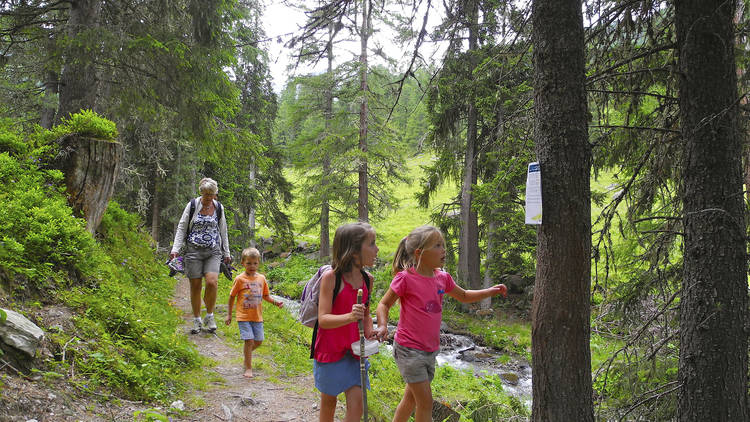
[241,247,261,262]
[198,177,218,195]
[332,222,374,274]
[392,225,443,276]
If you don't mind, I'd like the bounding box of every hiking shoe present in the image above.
[190,318,202,334]
[204,314,217,333]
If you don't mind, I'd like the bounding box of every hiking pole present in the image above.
[357,288,368,422]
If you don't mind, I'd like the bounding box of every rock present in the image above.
[475,308,493,317]
[221,403,232,420]
[500,372,519,385]
[170,400,185,411]
[0,308,44,357]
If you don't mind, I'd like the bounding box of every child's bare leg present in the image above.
[409,381,433,422]
[393,381,431,422]
[392,385,416,422]
[342,385,363,422]
[319,392,337,422]
[252,340,262,351]
[243,340,255,378]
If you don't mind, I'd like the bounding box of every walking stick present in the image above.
[357,288,368,422]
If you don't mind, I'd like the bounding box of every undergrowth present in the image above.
[0,113,201,404]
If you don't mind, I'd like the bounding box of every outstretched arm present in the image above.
[263,294,283,308]
[446,284,508,304]
[375,288,399,341]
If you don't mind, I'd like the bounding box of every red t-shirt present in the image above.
[314,275,369,363]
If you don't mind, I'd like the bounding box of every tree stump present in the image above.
[54,134,122,234]
[432,400,460,422]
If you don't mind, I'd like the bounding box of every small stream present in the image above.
[274,295,532,408]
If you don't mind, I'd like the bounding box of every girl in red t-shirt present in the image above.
[314,222,379,422]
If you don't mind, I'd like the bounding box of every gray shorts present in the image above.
[183,244,222,279]
[238,321,264,341]
[393,341,438,383]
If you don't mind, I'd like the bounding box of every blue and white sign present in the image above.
[525,162,542,224]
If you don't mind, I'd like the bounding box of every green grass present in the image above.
[263,153,457,260]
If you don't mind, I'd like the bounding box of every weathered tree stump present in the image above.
[432,400,460,422]
[54,134,121,234]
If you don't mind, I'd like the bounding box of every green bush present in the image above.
[0,152,96,290]
[56,201,202,400]
[46,109,119,142]
[264,254,320,298]
[0,118,200,402]
[0,119,28,155]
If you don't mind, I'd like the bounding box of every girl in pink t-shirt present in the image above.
[375,225,508,422]
[314,222,378,422]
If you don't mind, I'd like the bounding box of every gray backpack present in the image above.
[298,265,332,328]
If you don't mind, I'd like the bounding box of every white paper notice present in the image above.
[525,162,542,224]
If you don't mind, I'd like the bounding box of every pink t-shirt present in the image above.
[314,274,370,363]
[391,268,456,352]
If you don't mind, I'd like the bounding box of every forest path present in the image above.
[173,277,320,422]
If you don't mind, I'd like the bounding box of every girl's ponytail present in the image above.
[391,237,410,276]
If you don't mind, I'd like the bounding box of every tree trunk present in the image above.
[54,134,122,234]
[458,0,481,289]
[151,172,160,245]
[480,220,498,309]
[357,0,370,222]
[56,0,102,124]
[676,1,749,421]
[320,22,335,260]
[248,163,257,248]
[40,32,59,129]
[530,0,594,421]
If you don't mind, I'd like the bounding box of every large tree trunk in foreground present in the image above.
[676,1,748,421]
[530,0,594,421]
[55,135,122,234]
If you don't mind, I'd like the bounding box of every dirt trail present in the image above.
[173,277,320,422]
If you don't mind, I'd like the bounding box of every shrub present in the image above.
[264,254,320,298]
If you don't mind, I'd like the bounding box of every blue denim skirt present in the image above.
[313,353,370,396]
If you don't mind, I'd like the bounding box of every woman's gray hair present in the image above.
[198,177,218,195]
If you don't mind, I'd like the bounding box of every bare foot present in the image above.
[243,369,254,378]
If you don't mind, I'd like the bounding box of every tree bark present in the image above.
[40,31,59,129]
[676,1,749,421]
[248,163,257,248]
[320,22,335,260]
[530,0,594,421]
[55,0,102,124]
[458,0,481,290]
[357,0,370,222]
[54,134,122,234]
[151,171,160,245]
